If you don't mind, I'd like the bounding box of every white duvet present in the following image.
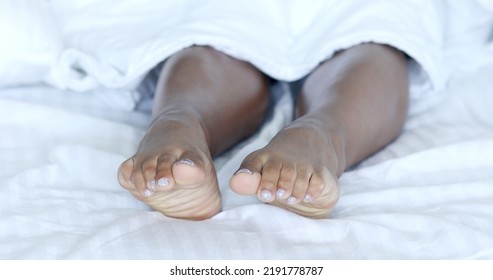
[0,0,469,112]
[1,0,493,259]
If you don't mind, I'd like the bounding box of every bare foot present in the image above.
[118,109,221,220]
[230,117,342,218]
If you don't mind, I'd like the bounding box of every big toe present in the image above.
[172,158,207,187]
[229,168,261,195]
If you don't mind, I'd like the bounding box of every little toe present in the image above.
[118,157,154,200]
[304,172,326,203]
[317,173,340,208]
[117,158,134,189]
[132,168,148,197]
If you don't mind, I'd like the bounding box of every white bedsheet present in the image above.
[1,53,493,259]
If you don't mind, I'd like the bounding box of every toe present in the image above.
[318,172,340,208]
[117,158,135,190]
[287,166,312,205]
[276,163,296,199]
[229,168,261,195]
[118,157,153,200]
[229,152,263,195]
[257,160,282,203]
[172,156,207,187]
[304,170,327,203]
[142,157,158,191]
[132,161,149,196]
[155,154,176,191]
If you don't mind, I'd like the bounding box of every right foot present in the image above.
[117,109,221,220]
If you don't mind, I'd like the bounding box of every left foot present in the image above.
[229,117,342,218]
[230,44,409,219]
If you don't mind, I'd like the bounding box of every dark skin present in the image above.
[118,43,409,220]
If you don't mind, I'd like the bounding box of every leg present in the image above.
[118,46,269,220]
[230,43,409,218]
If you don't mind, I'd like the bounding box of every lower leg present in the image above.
[297,44,409,168]
[230,43,409,218]
[118,46,269,220]
[152,46,270,156]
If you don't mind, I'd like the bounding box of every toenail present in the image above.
[276,189,286,198]
[148,180,157,190]
[287,196,297,205]
[177,159,196,167]
[158,178,170,187]
[260,190,273,201]
[303,194,313,203]
[144,188,154,197]
[235,168,253,175]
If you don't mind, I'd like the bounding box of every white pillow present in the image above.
[0,0,62,87]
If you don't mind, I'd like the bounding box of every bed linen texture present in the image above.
[1,53,493,259]
[1,0,493,260]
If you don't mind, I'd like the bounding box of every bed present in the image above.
[1,0,493,259]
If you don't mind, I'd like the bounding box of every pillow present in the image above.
[0,0,62,87]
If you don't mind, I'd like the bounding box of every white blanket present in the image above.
[44,0,452,116]
[3,0,491,111]
[1,56,493,259]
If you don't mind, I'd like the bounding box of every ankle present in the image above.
[290,115,347,176]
